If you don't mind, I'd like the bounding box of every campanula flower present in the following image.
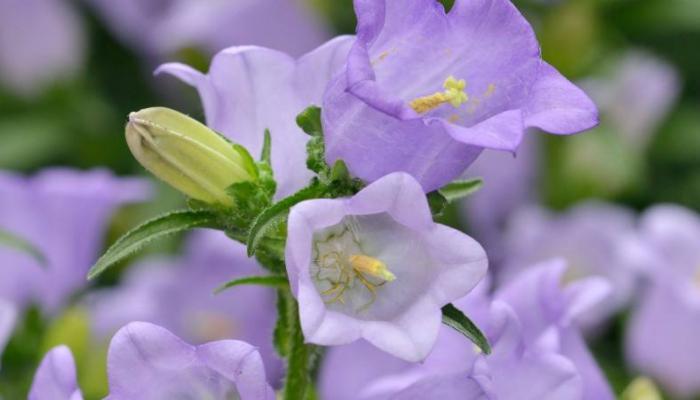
[625,205,700,398]
[88,0,330,58]
[30,323,275,400]
[0,168,150,314]
[87,230,281,383]
[497,260,615,400]
[28,346,83,400]
[499,202,642,332]
[0,0,85,97]
[285,172,487,362]
[322,0,598,191]
[157,36,354,197]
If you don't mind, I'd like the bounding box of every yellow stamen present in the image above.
[409,76,468,114]
[348,254,396,282]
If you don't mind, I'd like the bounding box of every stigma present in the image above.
[409,76,468,114]
[349,254,396,282]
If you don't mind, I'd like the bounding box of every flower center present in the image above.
[312,220,396,312]
[409,76,469,114]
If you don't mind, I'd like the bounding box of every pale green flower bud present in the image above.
[621,377,663,400]
[126,107,255,206]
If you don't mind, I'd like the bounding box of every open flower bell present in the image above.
[322,0,598,191]
[285,172,488,362]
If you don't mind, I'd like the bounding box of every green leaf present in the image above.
[87,210,222,280]
[296,106,323,137]
[438,178,483,202]
[246,182,325,257]
[214,275,288,294]
[427,191,448,217]
[441,303,491,355]
[260,129,272,164]
[0,228,46,266]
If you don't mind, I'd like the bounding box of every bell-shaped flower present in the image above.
[496,259,615,400]
[625,205,700,398]
[156,36,354,198]
[322,0,598,192]
[0,168,150,313]
[285,172,487,362]
[29,323,275,400]
[86,230,282,383]
[87,0,330,58]
[499,202,642,332]
[320,284,584,400]
[0,0,85,97]
[28,346,83,400]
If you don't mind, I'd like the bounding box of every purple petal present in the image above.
[29,346,83,400]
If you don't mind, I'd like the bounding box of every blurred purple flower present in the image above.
[460,134,540,266]
[87,230,282,383]
[320,283,584,400]
[0,299,16,367]
[88,0,330,58]
[499,202,641,331]
[285,172,487,361]
[28,345,83,400]
[106,322,275,400]
[322,0,597,192]
[625,205,700,398]
[0,0,85,97]
[497,260,615,400]
[0,168,149,314]
[582,51,680,150]
[157,36,354,197]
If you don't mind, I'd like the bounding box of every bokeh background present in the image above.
[0,0,699,398]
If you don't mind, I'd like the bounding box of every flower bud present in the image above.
[126,107,255,206]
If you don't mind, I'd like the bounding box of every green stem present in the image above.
[279,289,316,400]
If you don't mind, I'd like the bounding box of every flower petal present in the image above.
[29,346,83,400]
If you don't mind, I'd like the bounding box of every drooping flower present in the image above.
[28,346,83,400]
[320,283,584,400]
[496,259,615,400]
[30,323,275,400]
[499,202,642,331]
[157,36,354,198]
[625,205,700,398]
[87,230,282,383]
[88,0,330,58]
[0,168,150,313]
[285,172,487,361]
[0,299,16,368]
[0,0,85,97]
[322,0,598,192]
[106,322,275,399]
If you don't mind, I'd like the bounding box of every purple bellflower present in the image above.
[625,205,700,398]
[496,259,615,400]
[0,168,150,314]
[322,0,598,192]
[499,202,641,332]
[320,282,584,400]
[87,230,282,383]
[30,322,275,400]
[156,36,354,198]
[0,0,85,97]
[285,172,487,362]
[87,0,330,58]
[28,346,83,400]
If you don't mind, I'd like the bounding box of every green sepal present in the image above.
[296,106,323,137]
[87,210,223,280]
[438,178,483,202]
[214,275,288,294]
[427,191,448,217]
[246,182,326,257]
[0,228,46,267]
[232,144,259,180]
[441,303,491,355]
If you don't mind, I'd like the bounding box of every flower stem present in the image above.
[279,289,316,400]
